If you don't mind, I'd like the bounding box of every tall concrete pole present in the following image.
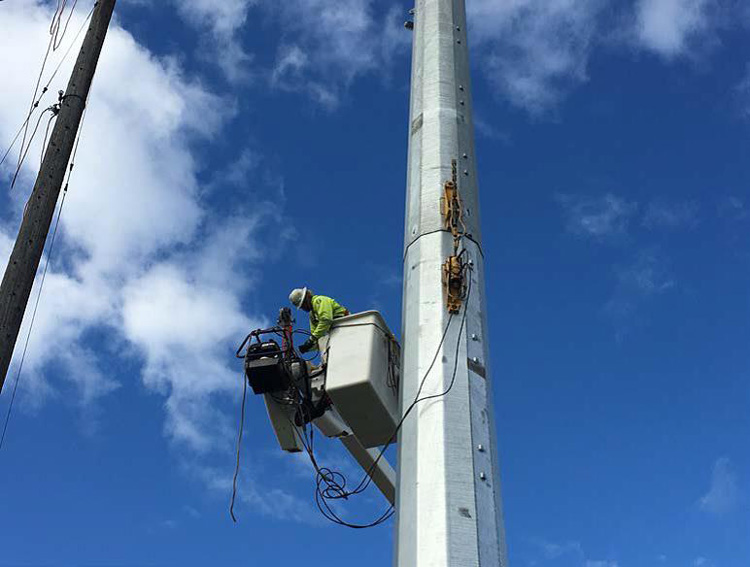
[0,0,117,392]
[396,1,508,565]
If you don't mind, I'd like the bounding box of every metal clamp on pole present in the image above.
[440,159,467,314]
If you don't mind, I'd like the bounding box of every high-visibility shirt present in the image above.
[309,295,348,340]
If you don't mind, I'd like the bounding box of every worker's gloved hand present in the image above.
[299,337,316,354]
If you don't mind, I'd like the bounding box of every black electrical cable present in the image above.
[342,265,474,499]
[403,227,485,261]
[231,252,473,528]
[229,373,248,523]
[291,417,395,529]
[290,267,474,527]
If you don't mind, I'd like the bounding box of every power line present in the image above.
[0,104,89,451]
[50,0,80,51]
[0,181,68,452]
[1,2,95,185]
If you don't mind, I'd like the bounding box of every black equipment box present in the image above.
[244,341,290,394]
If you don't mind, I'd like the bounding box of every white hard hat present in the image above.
[289,287,308,309]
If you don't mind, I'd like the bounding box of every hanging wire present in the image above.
[50,0,80,51]
[16,35,57,178]
[290,264,474,528]
[230,235,474,528]
[7,106,59,189]
[0,102,90,453]
[229,374,248,522]
[40,113,57,168]
[1,2,95,184]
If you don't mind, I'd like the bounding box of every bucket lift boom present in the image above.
[237,308,400,505]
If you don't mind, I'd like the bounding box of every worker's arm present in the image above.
[310,296,335,339]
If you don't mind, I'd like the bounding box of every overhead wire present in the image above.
[1,0,97,450]
[40,112,57,167]
[347,268,473,499]
[1,1,95,185]
[50,0,80,51]
[16,30,56,180]
[0,163,70,452]
[8,106,59,189]
[0,89,91,453]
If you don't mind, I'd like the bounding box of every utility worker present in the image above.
[289,287,349,353]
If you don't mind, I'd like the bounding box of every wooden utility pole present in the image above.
[0,0,117,392]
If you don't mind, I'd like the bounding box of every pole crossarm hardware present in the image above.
[0,0,117,392]
[396,0,509,565]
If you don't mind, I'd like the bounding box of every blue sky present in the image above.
[0,1,748,566]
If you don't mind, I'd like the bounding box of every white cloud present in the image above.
[265,1,409,107]
[270,0,378,81]
[121,215,270,449]
[0,1,260,449]
[604,250,675,339]
[539,540,584,559]
[194,462,319,524]
[718,195,748,220]
[534,539,617,567]
[172,0,256,37]
[618,253,674,295]
[272,45,309,85]
[127,0,410,99]
[474,112,511,143]
[0,0,383,526]
[555,194,685,338]
[634,0,717,59]
[699,456,741,515]
[737,64,750,119]
[468,0,607,114]
[170,0,257,81]
[643,200,699,229]
[556,193,638,239]
[0,232,13,268]
[121,0,258,81]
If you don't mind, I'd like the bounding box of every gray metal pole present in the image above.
[0,0,117,392]
[395,1,508,565]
